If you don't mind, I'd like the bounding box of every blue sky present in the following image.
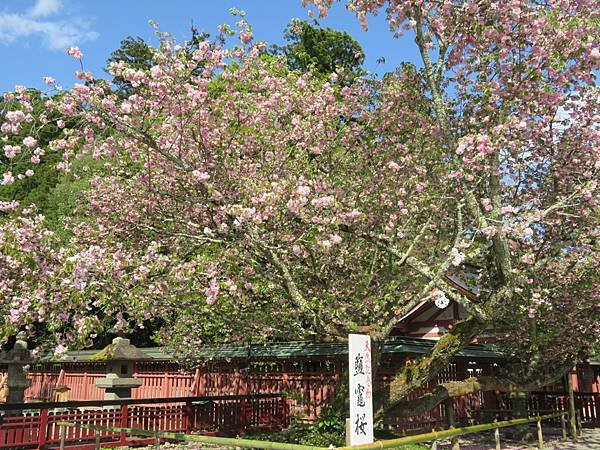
[0,0,420,94]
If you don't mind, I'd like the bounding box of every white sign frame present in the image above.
[348,333,374,445]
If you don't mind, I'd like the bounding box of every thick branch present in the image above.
[487,151,514,284]
[375,315,486,420]
[390,377,522,418]
[380,204,480,336]
[413,8,514,294]
[136,222,224,245]
[352,207,487,322]
[414,10,451,137]
[386,363,572,418]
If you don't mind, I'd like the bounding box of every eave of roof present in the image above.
[51,336,501,363]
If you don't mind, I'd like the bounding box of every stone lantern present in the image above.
[92,337,152,401]
[0,332,33,412]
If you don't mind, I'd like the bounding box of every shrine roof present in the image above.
[52,336,501,363]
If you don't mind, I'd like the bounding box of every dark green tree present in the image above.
[0,90,97,241]
[273,19,365,79]
[1,91,63,218]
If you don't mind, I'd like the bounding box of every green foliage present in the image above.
[42,172,87,238]
[310,407,347,438]
[273,19,365,80]
[249,407,347,447]
[42,154,112,241]
[248,404,425,448]
[0,90,129,250]
[0,151,61,211]
[0,90,74,233]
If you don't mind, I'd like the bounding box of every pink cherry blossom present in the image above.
[67,46,83,59]
[2,172,15,185]
[22,136,37,148]
[240,30,253,44]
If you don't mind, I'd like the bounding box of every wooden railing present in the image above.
[18,358,503,422]
[528,391,599,427]
[0,394,289,449]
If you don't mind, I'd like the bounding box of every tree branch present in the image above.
[258,244,308,311]
[375,315,486,421]
[385,363,573,418]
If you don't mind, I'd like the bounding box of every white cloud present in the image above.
[29,0,62,18]
[0,1,98,50]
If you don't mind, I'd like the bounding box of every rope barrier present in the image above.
[58,411,567,450]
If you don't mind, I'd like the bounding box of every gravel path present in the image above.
[435,428,600,450]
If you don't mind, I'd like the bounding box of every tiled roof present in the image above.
[56,336,501,363]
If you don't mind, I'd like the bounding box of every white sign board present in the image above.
[348,333,374,445]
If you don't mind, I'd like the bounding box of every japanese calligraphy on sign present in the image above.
[348,334,373,445]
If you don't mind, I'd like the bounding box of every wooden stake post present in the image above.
[566,372,577,441]
[494,426,501,450]
[444,398,460,450]
[59,425,66,450]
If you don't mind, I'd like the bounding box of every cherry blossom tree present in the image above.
[300,0,599,417]
[1,3,599,420]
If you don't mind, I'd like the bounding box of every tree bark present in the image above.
[445,398,460,450]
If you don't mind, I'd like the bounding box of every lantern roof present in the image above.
[89,337,153,362]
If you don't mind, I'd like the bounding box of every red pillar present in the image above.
[119,403,129,445]
[571,366,580,392]
[161,372,169,397]
[36,407,49,450]
[185,400,194,433]
[190,368,201,396]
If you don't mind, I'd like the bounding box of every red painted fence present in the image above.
[22,359,500,420]
[0,394,289,449]
[15,362,600,434]
[23,366,345,420]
